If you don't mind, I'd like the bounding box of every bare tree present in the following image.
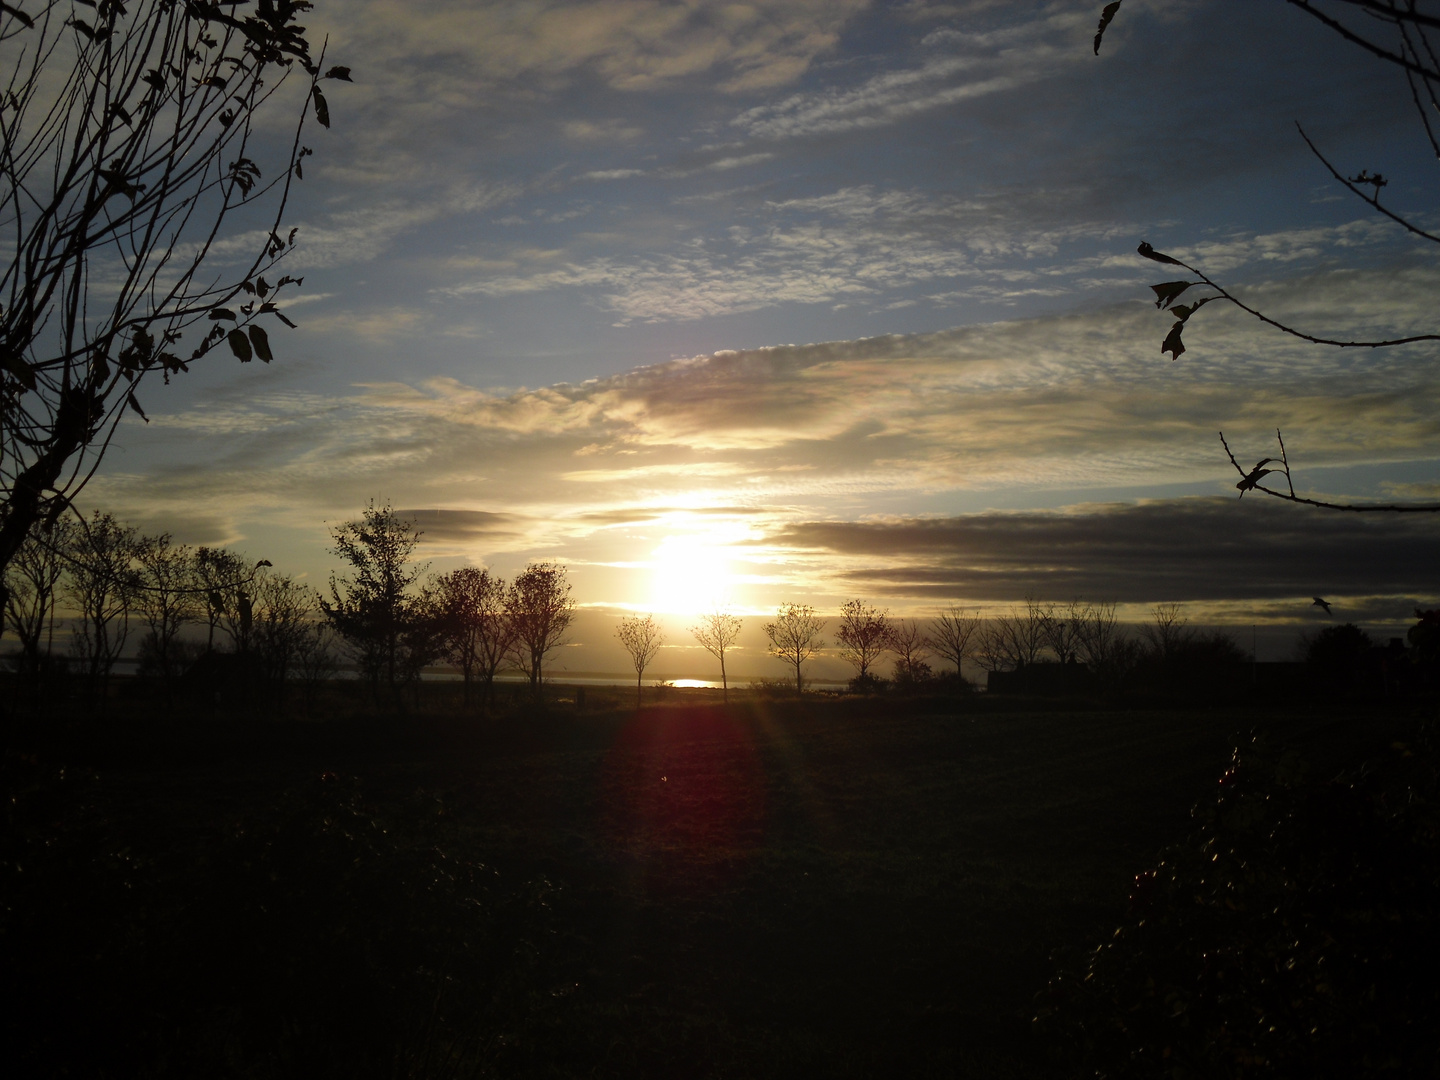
[616,613,664,708]
[690,605,743,702]
[132,531,199,692]
[428,566,511,710]
[321,500,428,700]
[764,603,826,694]
[973,598,1049,673]
[0,1,352,614]
[1040,601,1084,664]
[888,617,933,686]
[1095,1,1440,512]
[927,604,981,677]
[972,617,1014,674]
[1141,602,1192,661]
[835,599,891,685]
[505,561,575,703]
[194,545,247,652]
[294,620,339,711]
[2,516,70,683]
[251,569,312,701]
[65,510,136,703]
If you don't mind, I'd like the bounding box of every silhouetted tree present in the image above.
[1071,599,1137,689]
[1040,601,1084,664]
[1140,602,1192,661]
[294,621,340,711]
[765,603,825,694]
[194,546,248,652]
[616,613,664,708]
[1305,622,1375,689]
[321,501,427,702]
[1095,1,1440,512]
[428,567,511,710]
[0,0,351,612]
[251,570,313,702]
[2,517,70,685]
[690,606,743,702]
[504,561,574,703]
[975,597,1049,672]
[65,510,137,704]
[132,532,200,695]
[836,599,891,688]
[888,617,933,687]
[927,604,981,678]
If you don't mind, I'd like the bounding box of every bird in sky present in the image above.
[1312,597,1332,615]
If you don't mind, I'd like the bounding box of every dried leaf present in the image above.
[226,327,253,362]
[1150,281,1193,309]
[1161,320,1185,360]
[1,3,36,30]
[248,324,273,362]
[1138,241,1185,267]
[311,84,330,128]
[323,65,352,81]
[127,393,148,422]
[1094,1,1122,55]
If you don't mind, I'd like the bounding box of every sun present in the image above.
[648,530,736,615]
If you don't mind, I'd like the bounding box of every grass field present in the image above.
[0,688,1423,1077]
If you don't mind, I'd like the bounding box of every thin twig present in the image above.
[1219,430,1440,512]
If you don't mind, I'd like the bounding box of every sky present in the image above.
[73,0,1440,676]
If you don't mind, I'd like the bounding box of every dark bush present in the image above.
[0,760,561,1078]
[1037,729,1440,1078]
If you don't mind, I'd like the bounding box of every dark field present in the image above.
[0,691,1424,1077]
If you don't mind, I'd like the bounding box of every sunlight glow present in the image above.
[647,521,749,615]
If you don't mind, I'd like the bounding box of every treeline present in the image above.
[0,501,577,712]
[816,598,1250,696]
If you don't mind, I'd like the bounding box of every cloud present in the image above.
[327,1,868,96]
[766,499,1440,606]
[397,508,525,545]
[98,262,1440,609]
[729,9,1088,141]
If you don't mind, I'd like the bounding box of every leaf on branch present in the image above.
[209,308,236,320]
[1235,465,1274,495]
[277,275,303,287]
[226,328,253,362]
[197,75,228,89]
[1161,320,1186,360]
[1150,280,1194,309]
[65,17,103,40]
[311,84,330,128]
[248,325,273,362]
[1094,1,1122,55]
[1137,241,1185,267]
[106,103,133,127]
[1,3,36,30]
[1168,296,1215,323]
[256,277,270,298]
[260,303,297,328]
[142,69,166,92]
[98,167,145,201]
[127,393,149,423]
[323,65,352,81]
[228,158,261,196]
[2,349,37,391]
[118,328,154,371]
